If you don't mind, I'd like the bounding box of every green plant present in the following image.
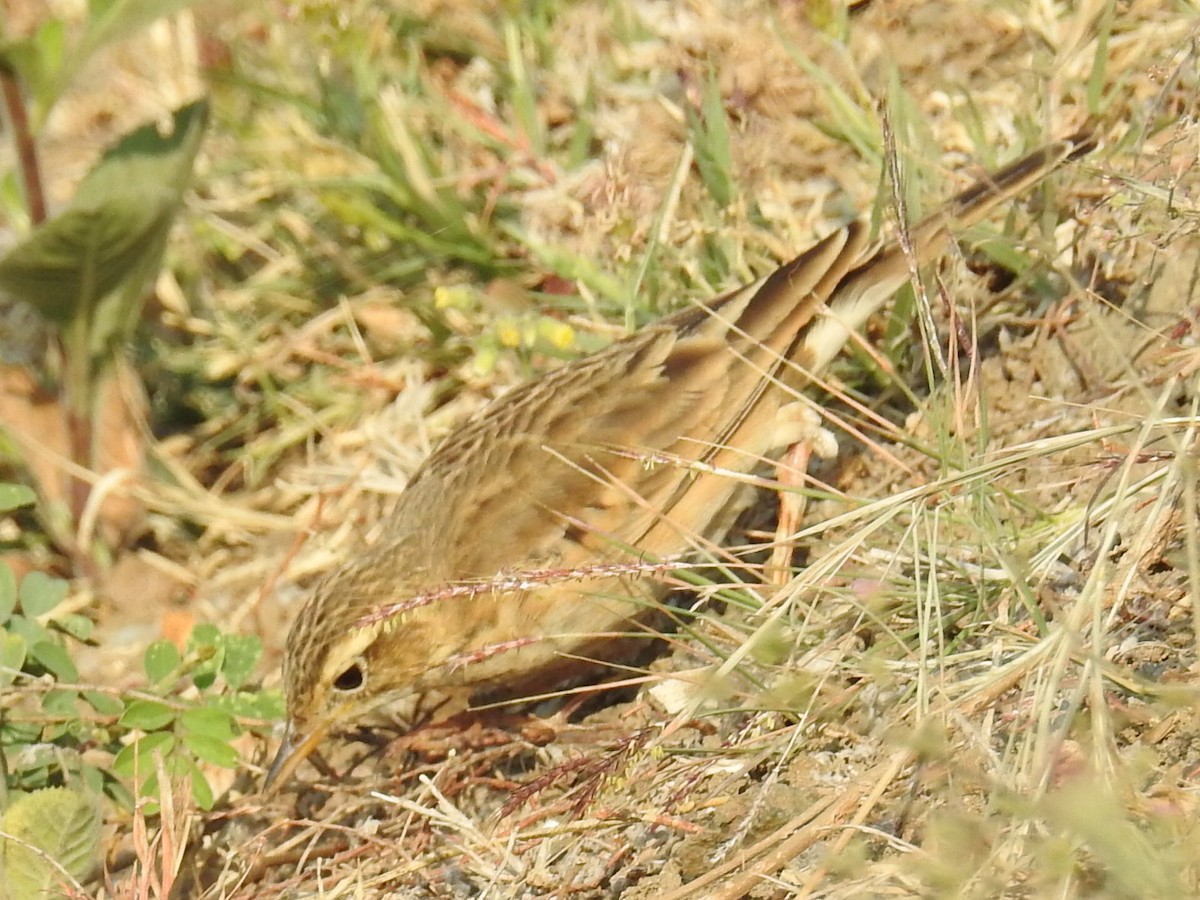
[116,625,283,812]
[0,100,208,547]
[0,3,206,558]
[0,786,100,900]
[0,483,282,893]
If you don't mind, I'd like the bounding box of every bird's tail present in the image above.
[800,128,1097,372]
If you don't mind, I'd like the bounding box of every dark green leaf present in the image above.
[220,633,261,690]
[0,100,208,349]
[19,571,69,617]
[181,732,239,768]
[0,201,171,322]
[0,482,36,513]
[29,640,77,681]
[81,100,208,199]
[143,639,180,684]
[193,671,216,690]
[119,699,175,731]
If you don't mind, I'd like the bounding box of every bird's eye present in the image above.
[331,658,366,693]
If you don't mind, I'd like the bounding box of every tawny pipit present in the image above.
[268,131,1095,787]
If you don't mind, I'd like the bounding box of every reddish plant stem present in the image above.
[0,63,47,225]
[1,64,93,571]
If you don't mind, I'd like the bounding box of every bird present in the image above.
[266,129,1096,789]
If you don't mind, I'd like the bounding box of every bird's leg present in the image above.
[768,402,838,585]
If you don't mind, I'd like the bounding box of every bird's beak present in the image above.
[264,719,330,792]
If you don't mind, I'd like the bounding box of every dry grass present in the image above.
[36,0,1200,896]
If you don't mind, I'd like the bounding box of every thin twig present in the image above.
[0,62,46,224]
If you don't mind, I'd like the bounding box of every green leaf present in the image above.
[217,690,286,722]
[187,622,221,649]
[181,732,239,769]
[971,232,1035,275]
[0,22,67,128]
[143,639,180,684]
[112,731,175,778]
[104,779,134,811]
[502,19,545,157]
[0,630,27,687]
[80,764,105,796]
[83,690,123,716]
[0,201,171,322]
[6,615,51,650]
[119,699,175,731]
[41,688,79,717]
[187,623,223,690]
[188,762,215,810]
[219,634,261,690]
[31,20,68,109]
[0,787,101,897]
[0,100,208,358]
[193,670,217,690]
[0,719,42,751]
[43,719,72,743]
[19,571,69,617]
[29,640,78,681]
[135,771,162,812]
[0,562,16,623]
[685,70,735,209]
[0,39,44,98]
[179,706,237,741]
[0,482,36,513]
[51,613,94,642]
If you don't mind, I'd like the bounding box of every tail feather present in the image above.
[800,128,1097,373]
